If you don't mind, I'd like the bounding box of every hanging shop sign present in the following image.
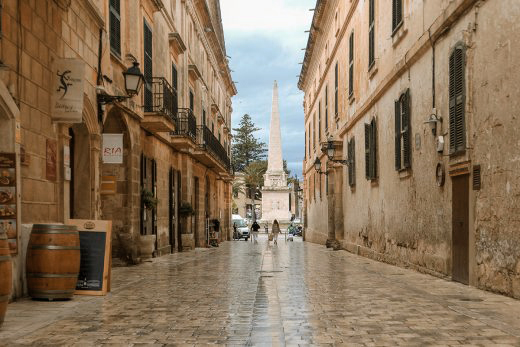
[102,134,124,164]
[51,58,85,123]
[0,153,17,255]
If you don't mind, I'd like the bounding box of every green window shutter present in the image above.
[334,64,338,116]
[394,99,401,171]
[403,89,411,168]
[449,46,466,154]
[368,0,375,67]
[392,0,402,32]
[143,19,153,112]
[109,0,121,57]
[352,138,356,185]
[371,119,378,179]
[349,32,354,97]
[365,123,370,179]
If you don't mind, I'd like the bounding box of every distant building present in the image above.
[300,0,520,298]
[232,172,261,220]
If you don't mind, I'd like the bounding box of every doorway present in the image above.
[452,174,469,284]
[177,171,182,252]
[169,167,176,253]
[69,124,91,219]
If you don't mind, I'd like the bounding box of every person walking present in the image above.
[272,220,281,245]
[251,221,260,244]
[233,222,238,240]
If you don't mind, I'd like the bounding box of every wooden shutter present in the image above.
[402,89,411,168]
[392,0,402,32]
[318,101,321,142]
[370,119,377,179]
[365,123,370,179]
[394,99,401,170]
[172,63,178,115]
[449,46,466,154]
[368,0,375,67]
[325,86,328,130]
[143,19,153,112]
[348,138,356,187]
[109,0,121,57]
[189,90,194,111]
[334,64,338,116]
[349,32,354,97]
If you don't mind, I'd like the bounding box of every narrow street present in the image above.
[1,235,520,346]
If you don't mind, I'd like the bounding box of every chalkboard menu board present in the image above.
[67,219,112,296]
[76,231,106,291]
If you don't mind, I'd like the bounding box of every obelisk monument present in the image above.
[261,81,291,224]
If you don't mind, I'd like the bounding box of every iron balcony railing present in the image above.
[144,77,177,124]
[197,125,231,170]
[171,108,197,142]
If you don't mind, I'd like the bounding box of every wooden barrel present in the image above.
[26,224,80,300]
[0,230,12,326]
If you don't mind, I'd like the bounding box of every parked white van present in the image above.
[231,214,249,241]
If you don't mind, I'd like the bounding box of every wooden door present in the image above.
[169,168,176,253]
[452,174,469,284]
[177,171,182,252]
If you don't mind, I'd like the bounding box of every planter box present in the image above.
[139,234,156,259]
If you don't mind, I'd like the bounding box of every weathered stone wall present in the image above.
[301,0,520,298]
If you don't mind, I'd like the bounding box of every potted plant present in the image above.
[178,202,195,250]
[141,188,158,210]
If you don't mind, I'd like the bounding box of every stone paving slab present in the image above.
[1,235,520,346]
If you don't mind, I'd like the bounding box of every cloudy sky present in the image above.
[220,0,316,178]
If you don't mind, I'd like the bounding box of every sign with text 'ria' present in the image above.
[51,58,85,123]
[102,134,124,164]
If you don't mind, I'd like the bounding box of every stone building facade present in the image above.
[1,0,234,299]
[300,0,520,298]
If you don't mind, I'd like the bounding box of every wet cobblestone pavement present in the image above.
[1,234,520,346]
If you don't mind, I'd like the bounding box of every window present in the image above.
[369,0,375,68]
[334,63,338,116]
[202,109,206,125]
[349,32,354,98]
[109,0,121,57]
[365,118,377,180]
[449,45,466,155]
[318,101,321,143]
[143,19,153,112]
[395,89,411,170]
[313,113,316,150]
[189,90,194,111]
[325,86,329,131]
[392,0,403,32]
[348,138,356,187]
[172,63,178,114]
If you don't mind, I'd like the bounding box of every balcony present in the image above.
[194,125,231,174]
[142,77,177,133]
[170,108,197,150]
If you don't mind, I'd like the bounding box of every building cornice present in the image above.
[82,0,105,28]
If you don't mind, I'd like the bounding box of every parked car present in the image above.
[232,214,249,241]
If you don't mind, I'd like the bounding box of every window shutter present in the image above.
[394,99,401,171]
[325,87,328,130]
[143,20,153,112]
[449,46,466,154]
[370,119,377,179]
[392,0,402,31]
[334,64,338,116]
[109,0,121,57]
[172,64,178,114]
[349,32,354,97]
[352,138,356,186]
[403,89,411,168]
[368,0,375,67]
[365,123,370,179]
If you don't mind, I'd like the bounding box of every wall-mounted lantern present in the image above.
[325,138,351,166]
[98,62,145,105]
[423,110,442,136]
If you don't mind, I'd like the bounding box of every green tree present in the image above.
[232,114,267,172]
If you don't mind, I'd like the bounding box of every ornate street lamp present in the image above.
[314,157,327,175]
[325,138,351,166]
[98,62,145,104]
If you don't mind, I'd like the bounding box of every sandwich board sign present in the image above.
[67,219,112,296]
